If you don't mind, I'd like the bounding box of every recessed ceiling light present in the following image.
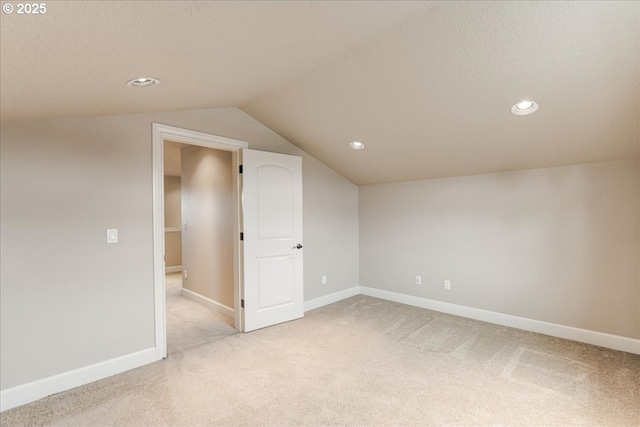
[511,100,539,116]
[349,141,365,150]
[126,77,160,88]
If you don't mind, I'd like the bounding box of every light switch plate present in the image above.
[107,229,118,244]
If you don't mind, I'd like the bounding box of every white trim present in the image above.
[152,123,249,356]
[181,288,235,319]
[152,125,167,359]
[360,286,640,355]
[153,123,249,151]
[304,286,361,312]
[0,347,160,412]
[165,265,182,273]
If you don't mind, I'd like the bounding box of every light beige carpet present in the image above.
[165,273,237,353]
[1,290,639,426]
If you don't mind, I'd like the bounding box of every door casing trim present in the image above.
[152,123,248,357]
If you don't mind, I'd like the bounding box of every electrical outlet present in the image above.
[322,275,327,285]
[183,270,188,280]
[415,275,422,285]
[444,280,451,290]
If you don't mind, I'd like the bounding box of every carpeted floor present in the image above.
[1,279,639,426]
[165,273,237,353]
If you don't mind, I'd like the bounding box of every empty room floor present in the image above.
[1,295,639,426]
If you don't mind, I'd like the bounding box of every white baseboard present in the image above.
[304,286,361,312]
[4,286,637,413]
[181,287,234,319]
[165,265,182,273]
[0,347,162,412]
[360,286,640,355]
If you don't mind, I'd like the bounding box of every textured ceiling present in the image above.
[0,1,434,122]
[2,1,638,185]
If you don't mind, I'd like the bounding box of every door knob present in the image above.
[292,243,303,249]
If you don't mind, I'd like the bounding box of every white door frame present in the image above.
[152,123,248,358]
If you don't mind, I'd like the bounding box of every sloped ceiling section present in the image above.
[243,1,640,185]
[1,1,638,185]
[0,1,435,122]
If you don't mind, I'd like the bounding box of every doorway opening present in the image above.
[152,123,248,358]
[163,141,237,353]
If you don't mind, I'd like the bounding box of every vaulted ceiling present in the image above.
[2,1,638,185]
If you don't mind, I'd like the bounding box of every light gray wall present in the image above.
[164,176,182,228]
[301,153,360,300]
[164,175,182,268]
[360,160,640,339]
[1,115,156,390]
[181,146,234,307]
[0,107,360,390]
[163,141,182,178]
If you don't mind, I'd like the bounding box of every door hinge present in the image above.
[239,165,243,174]
[241,299,245,309]
[240,232,244,241]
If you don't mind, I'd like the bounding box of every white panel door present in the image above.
[242,149,303,332]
